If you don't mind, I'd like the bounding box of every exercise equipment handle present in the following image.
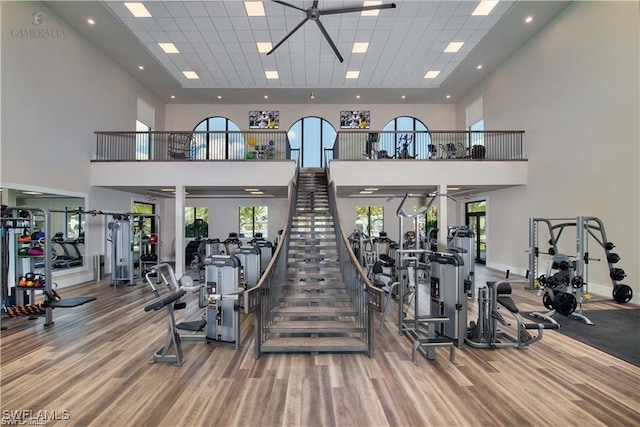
[144,290,186,312]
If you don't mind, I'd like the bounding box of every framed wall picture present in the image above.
[249,110,279,129]
[340,110,370,129]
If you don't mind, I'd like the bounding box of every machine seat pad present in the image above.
[379,254,395,266]
[496,282,512,295]
[497,296,518,314]
[524,322,560,330]
[177,319,207,332]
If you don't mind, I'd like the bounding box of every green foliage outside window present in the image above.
[185,207,209,238]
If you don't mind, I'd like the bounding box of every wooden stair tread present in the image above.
[261,337,368,353]
[273,306,356,315]
[279,293,351,302]
[265,321,364,333]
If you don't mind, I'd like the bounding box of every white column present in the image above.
[437,185,448,251]
[174,185,185,277]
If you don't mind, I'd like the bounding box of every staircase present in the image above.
[260,168,368,354]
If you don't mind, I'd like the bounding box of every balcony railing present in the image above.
[94,131,292,161]
[328,130,525,161]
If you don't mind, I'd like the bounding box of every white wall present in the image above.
[165,103,456,133]
[456,1,640,301]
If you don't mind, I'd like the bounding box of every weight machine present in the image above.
[527,216,632,324]
[466,280,559,349]
[447,226,476,298]
[379,192,459,365]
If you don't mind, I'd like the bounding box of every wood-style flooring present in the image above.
[1,266,639,426]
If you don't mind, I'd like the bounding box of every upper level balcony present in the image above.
[91,130,527,195]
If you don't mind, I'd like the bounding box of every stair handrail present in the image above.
[245,171,298,358]
[327,177,384,357]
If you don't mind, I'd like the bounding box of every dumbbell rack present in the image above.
[2,207,55,326]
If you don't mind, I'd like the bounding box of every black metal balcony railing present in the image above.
[329,130,525,161]
[94,131,293,161]
[93,130,524,162]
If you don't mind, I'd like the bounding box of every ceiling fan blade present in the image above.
[267,16,310,56]
[320,3,397,16]
[271,0,307,13]
[314,18,344,63]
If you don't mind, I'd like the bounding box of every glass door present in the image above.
[465,201,486,264]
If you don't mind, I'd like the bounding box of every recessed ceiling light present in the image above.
[424,70,440,79]
[472,1,498,16]
[217,95,222,99]
[356,95,360,99]
[138,65,144,70]
[346,70,360,79]
[245,188,260,192]
[124,2,152,18]
[401,95,406,99]
[448,187,461,191]
[160,188,174,192]
[250,191,264,195]
[364,188,378,191]
[244,1,266,16]
[158,42,179,54]
[182,70,199,79]
[361,1,382,16]
[352,42,369,53]
[264,95,268,99]
[265,71,279,79]
[87,18,95,25]
[256,42,272,53]
[446,94,451,99]
[359,190,374,194]
[477,64,483,69]
[525,16,533,23]
[444,42,464,53]
[22,191,43,195]
[170,95,175,99]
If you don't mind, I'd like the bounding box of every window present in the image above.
[64,207,85,239]
[415,205,438,236]
[185,207,209,238]
[382,116,430,159]
[469,119,484,147]
[135,120,151,160]
[239,206,268,238]
[355,206,383,237]
[193,117,243,160]
[287,117,337,167]
[133,202,155,235]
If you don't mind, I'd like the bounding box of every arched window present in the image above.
[193,117,244,160]
[287,117,337,168]
[382,116,431,159]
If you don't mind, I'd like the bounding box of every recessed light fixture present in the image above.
[364,188,378,191]
[401,95,406,99]
[359,190,374,194]
[356,95,360,99]
[250,191,265,195]
[352,42,369,53]
[265,71,279,79]
[87,18,95,25]
[361,1,383,16]
[217,95,222,99]
[244,1,266,17]
[256,42,272,53]
[424,70,441,79]
[446,94,451,99]
[170,95,175,99]
[160,188,174,192]
[138,65,144,70]
[182,70,199,79]
[346,70,360,79]
[472,1,498,16]
[444,42,464,53]
[245,188,260,192]
[477,64,483,69]
[124,2,152,18]
[22,191,43,195]
[310,92,315,99]
[525,16,533,23]
[159,42,179,54]
[264,95,268,99]
[448,187,461,191]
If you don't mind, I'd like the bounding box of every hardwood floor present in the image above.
[1,267,639,426]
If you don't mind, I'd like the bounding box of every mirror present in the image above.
[1,187,86,271]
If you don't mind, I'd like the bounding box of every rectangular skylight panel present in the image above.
[244,2,266,17]
[361,1,382,17]
[472,1,499,16]
[124,3,152,18]
[444,41,464,53]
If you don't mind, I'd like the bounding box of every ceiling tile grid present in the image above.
[107,0,513,89]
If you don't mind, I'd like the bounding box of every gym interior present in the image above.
[1,1,639,426]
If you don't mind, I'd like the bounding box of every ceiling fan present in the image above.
[267,0,397,63]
